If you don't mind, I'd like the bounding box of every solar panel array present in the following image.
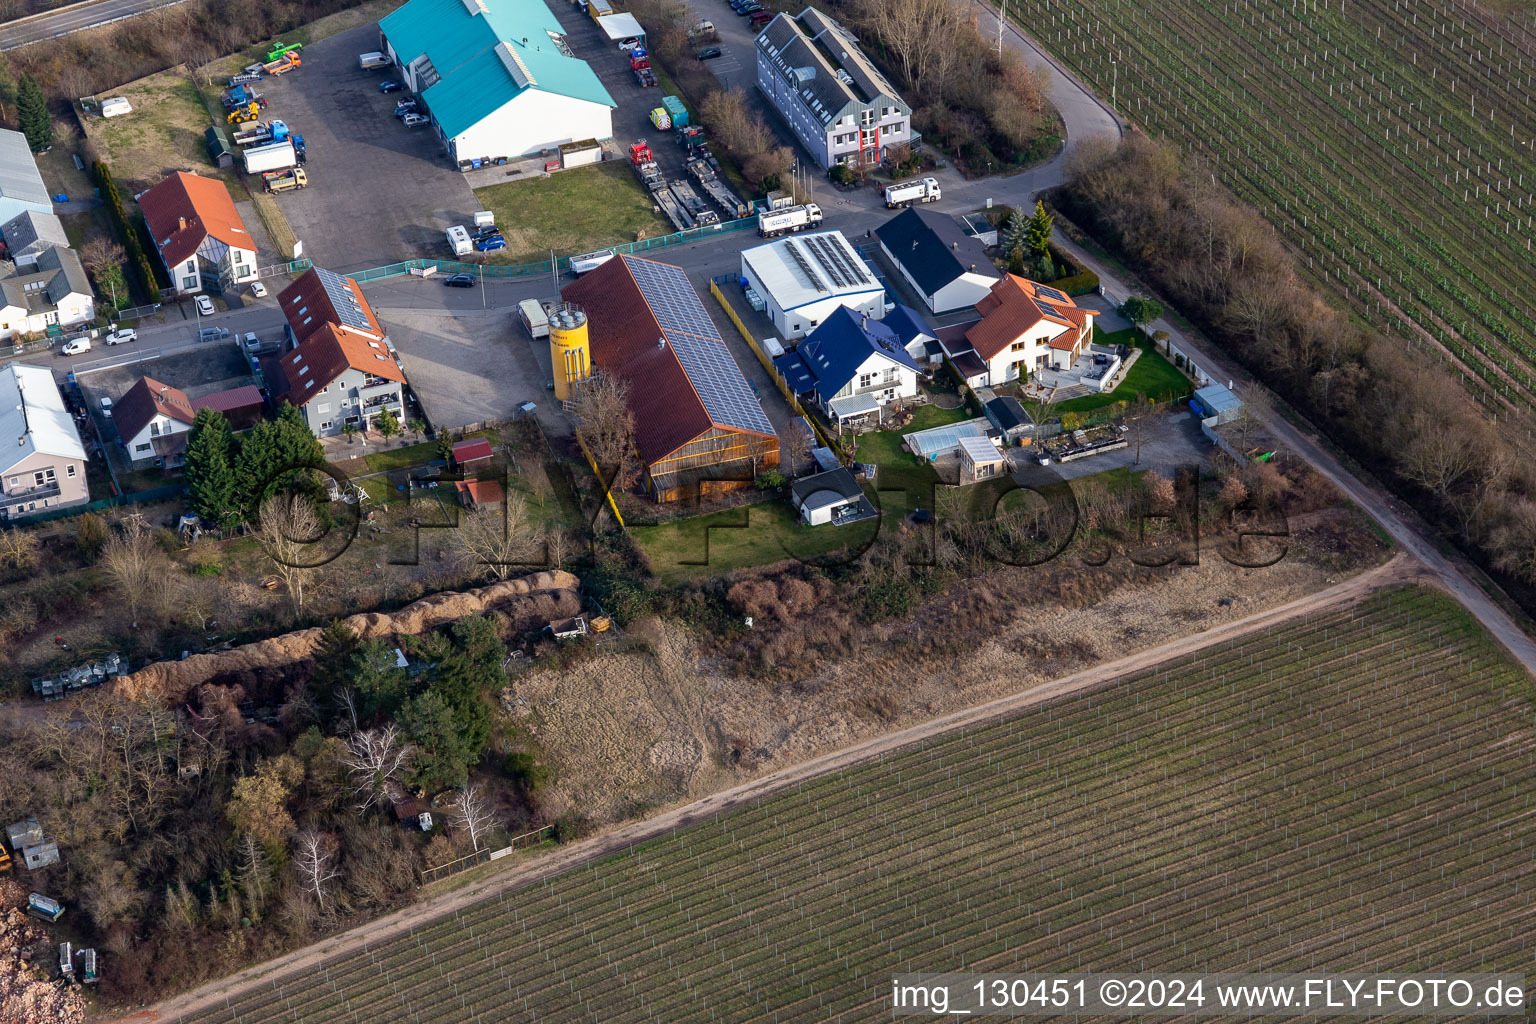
[1035,284,1069,304]
[314,268,375,334]
[1032,297,1062,321]
[804,234,871,289]
[782,241,828,294]
[623,257,775,437]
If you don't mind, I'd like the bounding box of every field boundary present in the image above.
[122,554,1424,1024]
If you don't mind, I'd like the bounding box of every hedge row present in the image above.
[91,160,162,305]
[1049,270,1100,296]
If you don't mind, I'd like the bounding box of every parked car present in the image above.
[104,329,136,345]
[474,225,502,240]
[394,98,419,117]
[250,281,267,298]
[242,332,260,350]
[195,295,215,316]
[378,80,404,93]
[736,3,765,14]
[402,113,430,128]
[59,338,91,356]
[443,274,475,288]
[696,46,722,59]
[476,236,506,252]
[99,396,113,418]
[198,326,230,342]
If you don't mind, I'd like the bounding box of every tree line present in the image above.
[1055,135,1536,602]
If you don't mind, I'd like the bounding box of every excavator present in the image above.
[226,101,260,124]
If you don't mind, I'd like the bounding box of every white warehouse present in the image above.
[739,230,887,340]
[379,0,616,171]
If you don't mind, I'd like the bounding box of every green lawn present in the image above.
[1050,327,1191,414]
[358,429,495,475]
[473,163,672,264]
[632,498,873,582]
[854,404,971,502]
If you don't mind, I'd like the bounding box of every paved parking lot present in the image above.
[1018,410,1214,484]
[249,24,480,272]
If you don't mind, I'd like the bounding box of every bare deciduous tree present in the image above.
[340,725,413,812]
[571,373,639,494]
[452,498,534,581]
[100,515,158,627]
[0,527,39,572]
[257,493,322,617]
[292,829,340,911]
[450,782,496,852]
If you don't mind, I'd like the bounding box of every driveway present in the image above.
[1017,409,1212,485]
[252,24,480,272]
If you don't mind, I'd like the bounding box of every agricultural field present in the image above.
[1008,0,1536,411]
[175,585,1536,1023]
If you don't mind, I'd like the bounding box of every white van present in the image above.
[358,51,390,70]
[518,299,550,340]
[446,225,472,257]
[60,338,91,356]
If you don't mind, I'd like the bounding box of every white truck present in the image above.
[568,249,615,275]
[756,203,822,238]
[243,140,296,175]
[882,176,942,209]
[358,51,390,70]
[446,225,472,257]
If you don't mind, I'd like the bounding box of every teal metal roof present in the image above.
[380,0,615,138]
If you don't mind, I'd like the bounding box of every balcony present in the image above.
[0,481,61,514]
[361,390,401,412]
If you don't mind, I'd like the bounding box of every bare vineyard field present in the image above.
[1013,0,1536,413]
[177,586,1535,1023]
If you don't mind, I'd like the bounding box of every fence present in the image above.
[4,483,185,528]
[418,825,554,885]
[255,259,313,279]
[352,218,757,284]
[572,427,626,529]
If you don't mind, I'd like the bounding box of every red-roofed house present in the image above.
[272,323,406,438]
[455,478,504,509]
[115,377,269,467]
[278,267,385,346]
[940,275,1096,388]
[561,254,778,503]
[138,172,258,296]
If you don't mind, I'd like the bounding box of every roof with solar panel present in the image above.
[561,256,776,466]
[964,273,1096,362]
[278,267,385,347]
[740,230,884,311]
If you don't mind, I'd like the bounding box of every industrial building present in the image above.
[754,8,914,169]
[0,129,53,224]
[563,255,778,502]
[379,0,617,170]
[739,230,886,340]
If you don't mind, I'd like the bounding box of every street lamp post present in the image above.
[1111,59,1118,109]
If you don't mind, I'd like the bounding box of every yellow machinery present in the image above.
[227,102,259,124]
[548,303,591,401]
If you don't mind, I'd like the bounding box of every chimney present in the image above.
[178,216,186,230]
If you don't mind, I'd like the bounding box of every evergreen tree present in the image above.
[0,53,18,125]
[308,620,360,714]
[16,74,50,153]
[234,406,322,519]
[185,408,239,530]
[399,690,477,791]
[1024,199,1055,272]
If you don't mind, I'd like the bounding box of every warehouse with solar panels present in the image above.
[739,230,887,340]
[562,255,779,502]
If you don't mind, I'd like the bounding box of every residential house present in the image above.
[790,466,872,525]
[0,363,89,519]
[113,377,265,468]
[379,0,616,170]
[455,478,504,508]
[754,8,914,169]
[875,207,1000,314]
[0,130,53,224]
[0,247,93,342]
[0,210,67,268]
[139,171,259,296]
[879,303,941,367]
[940,275,1097,388]
[562,254,778,502]
[739,230,886,340]
[773,305,920,426]
[958,435,1006,485]
[279,266,387,347]
[271,325,406,438]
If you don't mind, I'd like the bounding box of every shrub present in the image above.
[503,752,550,796]
[1049,270,1100,296]
[757,469,787,490]
[92,161,161,304]
[75,512,109,561]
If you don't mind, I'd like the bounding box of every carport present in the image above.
[598,12,646,48]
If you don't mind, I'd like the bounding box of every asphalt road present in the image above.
[0,0,188,49]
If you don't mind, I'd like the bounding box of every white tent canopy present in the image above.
[599,12,645,44]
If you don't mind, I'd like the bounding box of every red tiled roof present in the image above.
[139,172,254,270]
[277,268,384,346]
[561,256,772,467]
[279,324,405,406]
[113,376,196,444]
[452,438,493,464]
[455,479,504,506]
[964,274,1093,361]
[191,385,263,415]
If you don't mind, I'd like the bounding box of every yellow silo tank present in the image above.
[548,304,590,402]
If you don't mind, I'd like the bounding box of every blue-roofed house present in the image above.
[379,0,616,169]
[773,306,921,426]
[875,207,1000,314]
[878,303,941,368]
